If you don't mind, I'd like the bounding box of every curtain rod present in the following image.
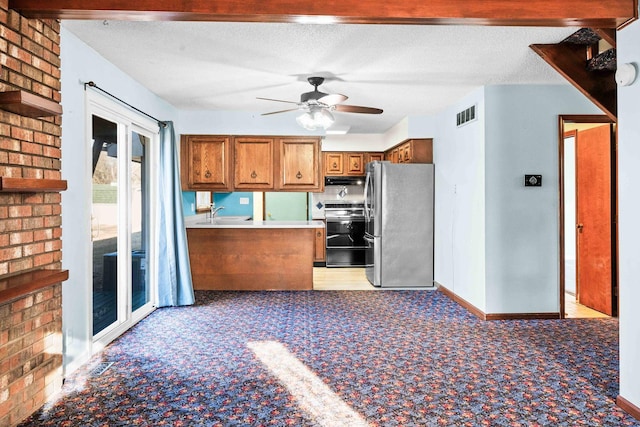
[84,81,167,128]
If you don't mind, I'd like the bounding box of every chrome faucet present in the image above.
[210,205,225,219]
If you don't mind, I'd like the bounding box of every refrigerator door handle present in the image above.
[364,171,371,221]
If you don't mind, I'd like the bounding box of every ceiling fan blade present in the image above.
[319,93,348,106]
[261,108,300,116]
[334,104,383,114]
[257,97,299,105]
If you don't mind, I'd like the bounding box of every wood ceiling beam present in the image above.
[8,0,637,28]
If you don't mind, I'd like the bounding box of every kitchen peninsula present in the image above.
[185,216,324,290]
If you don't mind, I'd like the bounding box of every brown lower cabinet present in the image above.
[187,227,316,290]
[314,222,326,263]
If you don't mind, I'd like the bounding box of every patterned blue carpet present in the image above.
[20,290,640,426]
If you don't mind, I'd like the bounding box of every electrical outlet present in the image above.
[239,197,249,205]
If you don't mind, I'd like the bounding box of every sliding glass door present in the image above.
[91,115,119,335]
[89,96,157,346]
[131,131,151,312]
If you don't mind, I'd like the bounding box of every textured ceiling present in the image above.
[62,21,577,134]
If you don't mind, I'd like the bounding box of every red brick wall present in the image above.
[0,284,62,426]
[0,0,64,425]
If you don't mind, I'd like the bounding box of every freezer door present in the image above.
[364,232,381,287]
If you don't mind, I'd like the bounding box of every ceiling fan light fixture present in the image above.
[261,76,381,130]
[296,106,334,130]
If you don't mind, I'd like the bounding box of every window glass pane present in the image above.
[131,131,149,311]
[91,115,119,335]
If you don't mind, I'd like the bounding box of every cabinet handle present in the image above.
[296,171,303,179]
[332,162,338,169]
[204,170,212,179]
[317,231,321,237]
[251,171,257,178]
[354,162,359,168]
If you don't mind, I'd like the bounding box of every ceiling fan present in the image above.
[257,77,383,130]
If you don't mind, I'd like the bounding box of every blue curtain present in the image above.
[157,121,195,307]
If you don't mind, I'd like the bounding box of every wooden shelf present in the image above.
[0,177,67,192]
[0,90,62,117]
[0,269,69,305]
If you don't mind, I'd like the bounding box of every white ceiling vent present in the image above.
[456,105,477,127]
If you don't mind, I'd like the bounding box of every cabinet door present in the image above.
[390,149,399,163]
[367,153,384,163]
[384,150,393,162]
[180,135,231,190]
[234,137,274,189]
[324,152,344,175]
[279,138,321,190]
[405,138,433,163]
[314,225,326,263]
[401,141,412,162]
[346,153,365,175]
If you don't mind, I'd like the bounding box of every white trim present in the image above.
[85,90,159,353]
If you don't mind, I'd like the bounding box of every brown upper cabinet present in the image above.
[323,151,384,176]
[234,136,275,190]
[385,138,433,163]
[324,152,344,175]
[180,135,232,191]
[181,135,322,192]
[278,137,322,190]
[367,153,384,163]
[346,153,364,175]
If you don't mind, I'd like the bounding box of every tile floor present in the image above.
[313,268,610,319]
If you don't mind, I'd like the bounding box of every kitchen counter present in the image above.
[185,218,324,229]
[185,215,324,291]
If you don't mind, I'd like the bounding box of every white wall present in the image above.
[177,110,320,136]
[60,27,178,374]
[483,85,600,314]
[617,16,640,410]
[322,134,388,152]
[432,84,600,314]
[433,87,487,310]
[407,114,438,138]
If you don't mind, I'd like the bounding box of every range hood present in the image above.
[325,176,365,186]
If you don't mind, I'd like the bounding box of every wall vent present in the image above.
[456,105,477,127]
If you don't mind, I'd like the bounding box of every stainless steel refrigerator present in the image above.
[364,161,434,288]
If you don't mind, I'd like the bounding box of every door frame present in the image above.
[86,90,160,352]
[558,115,617,318]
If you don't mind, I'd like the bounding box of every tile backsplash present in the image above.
[311,184,365,218]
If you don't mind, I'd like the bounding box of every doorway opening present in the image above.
[559,115,617,319]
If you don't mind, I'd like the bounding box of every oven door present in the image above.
[326,218,366,248]
[325,217,366,267]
